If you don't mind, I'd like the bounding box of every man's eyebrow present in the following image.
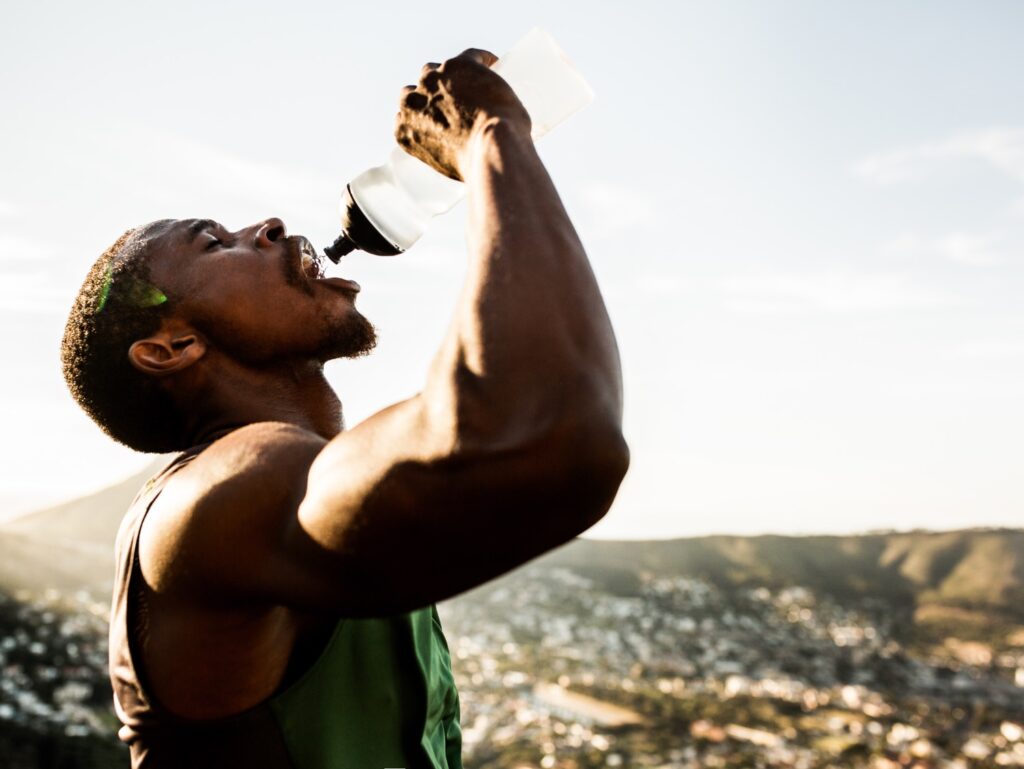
[186,219,218,241]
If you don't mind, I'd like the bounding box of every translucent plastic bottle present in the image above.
[324,28,595,261]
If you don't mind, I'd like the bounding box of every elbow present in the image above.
[582,420,630,486]
[556,419,630,532]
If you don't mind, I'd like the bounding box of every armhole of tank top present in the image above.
[122,448,208,722]
[122,444,349,724]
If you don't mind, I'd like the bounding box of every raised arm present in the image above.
[144,50,628,617]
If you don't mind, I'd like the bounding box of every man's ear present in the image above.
[128,324,207,377]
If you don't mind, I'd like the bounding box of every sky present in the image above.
[0,1,1022,539]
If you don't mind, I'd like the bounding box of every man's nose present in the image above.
[254,218,287,248]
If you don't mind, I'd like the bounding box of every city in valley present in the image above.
[0,521,1022,769]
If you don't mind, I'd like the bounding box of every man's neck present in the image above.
[182,356,344,448]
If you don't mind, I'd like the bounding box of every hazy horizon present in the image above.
[3,455,1020,542]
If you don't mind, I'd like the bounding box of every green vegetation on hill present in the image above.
[532,529,1024,647]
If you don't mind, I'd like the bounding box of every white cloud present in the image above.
[857,130,1024,267]
[878,229,1015,266]
[717,272,958,314]
[0,234,55,263]
[60,123,342,237]
[879,233,925,259]
[935,231,1007,266]
[853,126,1024,185]
[953,339,1024,359]
[0,271,71,314]
[145,132,339,224]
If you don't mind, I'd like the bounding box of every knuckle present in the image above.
[404,91,428,110]
[440,55,464,72]
[421,70,441,93]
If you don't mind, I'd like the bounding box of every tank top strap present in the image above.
[108,441,217,740]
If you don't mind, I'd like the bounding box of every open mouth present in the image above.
[287,235,361,295]
[297,236,325,281]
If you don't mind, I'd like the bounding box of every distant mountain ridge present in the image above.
[543,530,1023,606]
[0,457,167,597]
[533,529,1024,627]
[1,463,1021,632]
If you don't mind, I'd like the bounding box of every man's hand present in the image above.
[394,48,532,181]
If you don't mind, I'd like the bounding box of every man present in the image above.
[60,48,628,768]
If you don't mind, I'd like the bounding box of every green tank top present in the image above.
[110,445,463,769]
[269,607,463,769]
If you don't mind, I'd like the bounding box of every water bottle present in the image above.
[324,28,595,262]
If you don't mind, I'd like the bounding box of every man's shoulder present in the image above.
[175,421,326,491]
[165,421,326,516]
[137,422,326,595]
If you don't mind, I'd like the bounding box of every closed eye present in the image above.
[205,231,234,251]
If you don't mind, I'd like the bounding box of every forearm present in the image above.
[425,118,624,445]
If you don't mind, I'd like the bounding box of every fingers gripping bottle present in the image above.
[323,28,595,262]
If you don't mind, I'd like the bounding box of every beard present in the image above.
[318,304,378,362]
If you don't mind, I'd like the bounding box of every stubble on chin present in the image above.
[322,305,378,361]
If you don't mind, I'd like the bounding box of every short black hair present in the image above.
[61,227,186,453]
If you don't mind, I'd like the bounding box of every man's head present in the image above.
[61,218,376,453]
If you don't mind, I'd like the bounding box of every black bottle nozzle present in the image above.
[324,234,356,263]
[323,186,404,262]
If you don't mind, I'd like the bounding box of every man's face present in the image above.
[140,217,376,365]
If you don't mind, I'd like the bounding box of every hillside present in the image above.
[1,459,166,546]
[0,458,165,597]
[533,529,1024,624]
